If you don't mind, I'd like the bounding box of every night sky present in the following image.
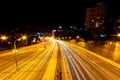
[0,0,120,33]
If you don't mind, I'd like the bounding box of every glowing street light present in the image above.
[52,30,56,38]
[0,35,27,71]
[22,36,27,40]
[13,35,27,71]
[117,33,120,37]
[1,36,8,40]
[76,35,80,39]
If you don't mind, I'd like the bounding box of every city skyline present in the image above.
[0,0,120,33]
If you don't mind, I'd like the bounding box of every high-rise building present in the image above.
[86,7,96,30]
[86,3,106,35]
[114,16,120,34]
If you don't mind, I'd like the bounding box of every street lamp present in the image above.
[14,36,27,52]
[117,33,120,37]
[117,33,120,41]
[0,36,8,50]
[0,35,27,71]
[52,30,56,38]
[1,35,8,40]
[13,35,27,71]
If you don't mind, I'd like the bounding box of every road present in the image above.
[57,40,120,80]
[0,39,120,80]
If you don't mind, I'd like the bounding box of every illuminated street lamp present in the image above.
[14,36,27,52]
[14,35,27,71]
[117,33,120,37]
[0,35,27,71]
[1,36,8,40]
[22,36,27,40]
[76,35,80,42]
[76,35,80,39]
[0,36,8,50]
[52,30,56,38]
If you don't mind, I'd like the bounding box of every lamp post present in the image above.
[117,33,120,37]
[13,36,27,71]
[13,38,19,71]
[1,35,27,71]
[1,36,8,40]
[117,33,120,41]
[0,35,27,70]
[0,35,8,50]
[52,30,56,38]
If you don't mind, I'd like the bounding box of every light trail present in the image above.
[42,42,58,80]
[57,40,120,80]
[59,41,85,80]
[5,41,55,80]
[66,41,120,79]
[1,39,120,80]
[56,40,73,80]
[1,45,43,79]
[64,44,96,80]
[0,42,52,79]
[68,43,120,79]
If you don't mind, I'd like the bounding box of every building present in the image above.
[86,3,106,36]
[114,16,120,34]
[86,7,96,30]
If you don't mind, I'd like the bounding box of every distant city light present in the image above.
[100,34,104,37]
[91,20,94,22]
[84,22,86,26]
[37,32,40,35]
[37,32,41,38]
[100,34,106,38]
[70,26,73,28]
[59,26,62,29]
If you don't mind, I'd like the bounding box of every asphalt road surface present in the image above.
[0,39,120,80]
